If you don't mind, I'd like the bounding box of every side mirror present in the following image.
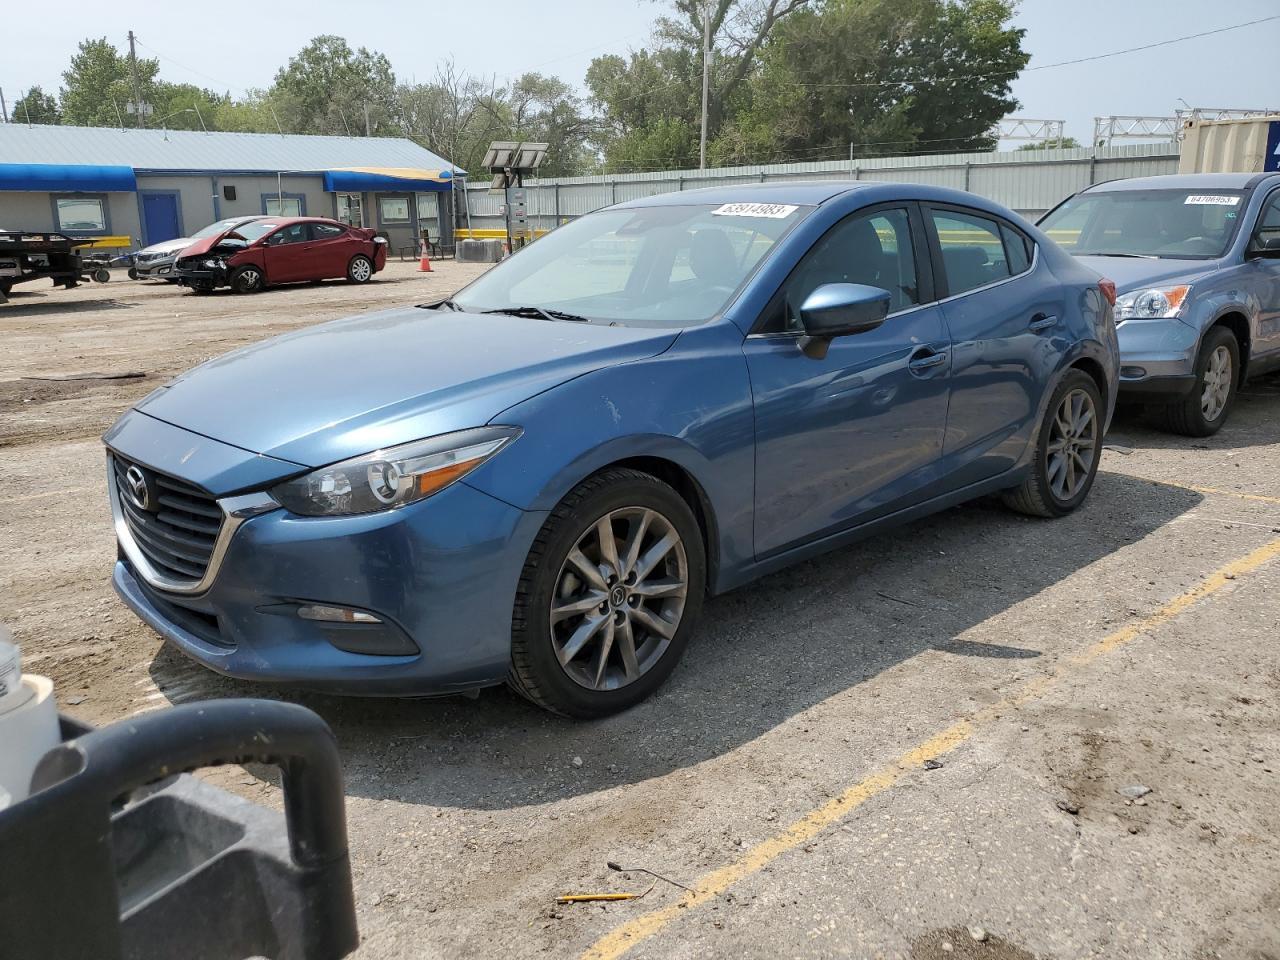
[1245,234,1280,259]
[797,283,892,359]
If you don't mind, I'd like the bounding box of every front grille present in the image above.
[112,454,224,586]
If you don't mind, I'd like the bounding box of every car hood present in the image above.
[1074,255,1216,292]
[140,237,193,256]
[137,306,680,467]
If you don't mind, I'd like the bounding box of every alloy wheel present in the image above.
[351,258,372,282]
[1200,344,1232,422]
[549,507,688,691]
[240,268,261,290]
[1046,388,1098,502]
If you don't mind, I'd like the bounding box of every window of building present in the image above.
[379,197,411,223]
[930,209,1011,296]
[54,196,107,233]
[263,195,303,217]
[337,194,363,226]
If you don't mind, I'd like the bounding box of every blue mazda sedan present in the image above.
[105,182,1118,717]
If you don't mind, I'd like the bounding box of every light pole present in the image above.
[699,1,711,170]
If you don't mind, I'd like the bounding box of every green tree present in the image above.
[150,83,225,131]
[713,0,1029,165]
[269,35,399,136]
[59,37,159,127]
[1016,136,1081,150]
[10,86,60,124]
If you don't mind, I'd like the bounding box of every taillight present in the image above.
[1098,279,1117,307]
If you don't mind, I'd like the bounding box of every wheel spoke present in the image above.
[551,591,607,622]
[629,577,687,600]
[557,614,607,665]
[629,604,675,639]
[591,619,616,689]
[619,510,653,577]
[633,531,677,581]
[616,616,640,680]
[566,547,607,591]
[595,516,621,576]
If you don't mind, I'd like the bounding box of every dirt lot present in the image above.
[2,263,1279,959]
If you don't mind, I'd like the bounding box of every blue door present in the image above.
[744,204,952,557]
[141,192,181,245]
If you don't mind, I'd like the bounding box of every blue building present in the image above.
[0,124,461,252]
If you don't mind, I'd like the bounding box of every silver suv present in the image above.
[1040,172,1280,435]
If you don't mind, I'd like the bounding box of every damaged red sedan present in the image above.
[175,216,388,294]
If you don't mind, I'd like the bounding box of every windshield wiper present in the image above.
[483,305,591,323]
[1076,252,1158,259]
[418,298,463,311]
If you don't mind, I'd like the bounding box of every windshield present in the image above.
[1040,189,1245,259]
[229,221,280,243]
[450,202,808,327]
[191,218,248,239]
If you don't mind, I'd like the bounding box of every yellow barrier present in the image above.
[71,235,135,249]
[454,228,550,240]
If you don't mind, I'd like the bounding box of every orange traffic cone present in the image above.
[418,241,432,273]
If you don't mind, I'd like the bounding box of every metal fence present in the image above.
[458,142,1179,232]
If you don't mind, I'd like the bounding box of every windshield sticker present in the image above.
[1184,195,1240,206]
[712,202,798,219]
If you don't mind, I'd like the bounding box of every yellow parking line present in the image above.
[581,535,1280,960]
[1183,485,1280,506]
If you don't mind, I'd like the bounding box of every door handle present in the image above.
[1029,313,1059,333]
[908,349,947,374]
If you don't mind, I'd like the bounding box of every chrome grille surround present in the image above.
[107,452,278,595]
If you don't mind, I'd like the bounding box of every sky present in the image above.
[1,0,1277,150]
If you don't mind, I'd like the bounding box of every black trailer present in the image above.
[0,231,111,304]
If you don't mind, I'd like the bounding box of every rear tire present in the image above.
[1003,369,1103,518]
[508,468,706,718]
[1157,326,1238,437]
[346,255,374,284]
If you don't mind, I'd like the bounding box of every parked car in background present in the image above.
[105,182,1117,717]
[1039,172,1280,436]
[175,217,387,294]
[130,217,258,282]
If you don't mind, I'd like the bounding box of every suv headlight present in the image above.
[1114,284,1191,323]
[271,426,520,516]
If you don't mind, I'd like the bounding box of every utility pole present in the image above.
[699,1,711,170]
[0,88,8,124]
[127,30,143,128]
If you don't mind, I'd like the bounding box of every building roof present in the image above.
[0,123,457,175]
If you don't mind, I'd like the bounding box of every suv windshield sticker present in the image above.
[1184,195,1240,206]
[712,202,798,219]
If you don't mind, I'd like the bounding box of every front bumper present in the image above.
[108,447,546,696]
[134,257,177,278]
[1115,316,1200,397]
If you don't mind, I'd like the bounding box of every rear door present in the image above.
[744,202,953,557]
[309,221,357,278]
[1250,186,1280,359]
[924,204,1066,483]
[262,222,313,283]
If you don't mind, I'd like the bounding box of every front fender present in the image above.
[462,322,757,587]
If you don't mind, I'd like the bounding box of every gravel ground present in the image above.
[2,263,1278,959]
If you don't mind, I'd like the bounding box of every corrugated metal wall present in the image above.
[459,142,1180,231]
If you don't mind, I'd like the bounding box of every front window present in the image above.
[379,197,411,223]
[264,196,303,217]
[55,196,107,233]
[1040,188,1246,259]
[451,202,808,328]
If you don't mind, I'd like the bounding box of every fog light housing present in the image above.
[297,604,382,623]
[1120,365,1147,380]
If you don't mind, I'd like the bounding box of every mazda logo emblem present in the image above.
[125,465,151,511]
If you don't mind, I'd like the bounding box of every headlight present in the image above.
[270,426,520,516]
[202,258,224,269]
[1114,285,1191,323]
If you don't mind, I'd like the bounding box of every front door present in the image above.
[263,222,314,283]
[141,192,181,245]
[745,204,952,557]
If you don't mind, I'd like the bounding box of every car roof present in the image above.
[1085,172,1279,193]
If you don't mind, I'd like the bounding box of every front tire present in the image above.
[346,255,374,284]
[1157,326,1238,437]
[230,265,264,294]
[1003,369,1103,518]
[509,468,706,718]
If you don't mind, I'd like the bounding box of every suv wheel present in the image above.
[1158,326,1239,437]
[509,468,705,718]
[1003,369,1103,518]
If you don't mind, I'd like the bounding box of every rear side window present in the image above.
[1001,224,1032,273]
[930,209,1011,296]
[313,223,346,239]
